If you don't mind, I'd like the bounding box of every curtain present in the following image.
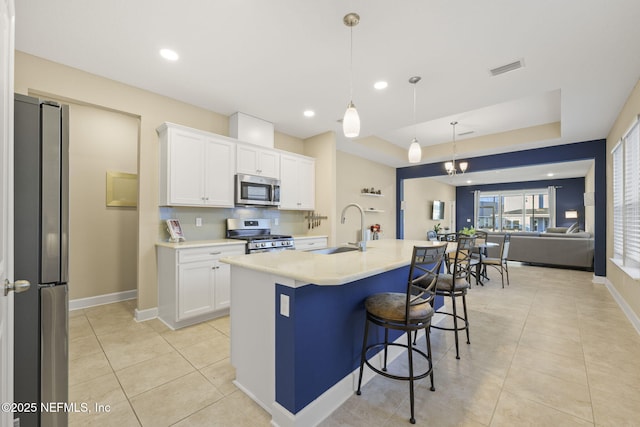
[547,185,556,228]
[473,190,480,229]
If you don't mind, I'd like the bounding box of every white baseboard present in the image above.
[604,278,640,336]
[69,289,137,311]
[135,307,158,322]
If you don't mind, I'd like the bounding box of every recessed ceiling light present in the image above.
[160,48,179,61]
[547,173,554,177]
[374,81,388,90]
[303,110,315,118]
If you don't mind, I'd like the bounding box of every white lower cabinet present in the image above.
[157,243,245,329]
[294,236,328,251]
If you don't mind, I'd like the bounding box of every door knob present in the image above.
[3,279,31,296]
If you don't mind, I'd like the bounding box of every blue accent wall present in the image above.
[275,267,444,414]
[396,139,606,276]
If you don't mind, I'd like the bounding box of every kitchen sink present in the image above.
[308,246,360,255]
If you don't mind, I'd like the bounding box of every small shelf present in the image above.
[361,193,384,197]
[365,209,385,213]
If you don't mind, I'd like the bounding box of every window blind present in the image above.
[624,121,640,268]
[612,142,623,259]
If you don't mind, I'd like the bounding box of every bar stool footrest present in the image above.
[363,342,433,381]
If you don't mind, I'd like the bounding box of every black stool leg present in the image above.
[505,262,510,287]
[426,327,435,392]
[356,317,370,396]
[406,331,416,424]
[382,328,389,371]
[451,294,460,359]
[462,293,470,345]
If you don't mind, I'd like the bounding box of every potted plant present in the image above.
[433,223,441,233]
[459,226,476,236]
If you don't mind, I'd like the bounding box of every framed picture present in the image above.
[106,171,137,207]
[166,219,185,242]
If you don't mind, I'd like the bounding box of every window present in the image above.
[613,118,640,271]
[476,189,551,232]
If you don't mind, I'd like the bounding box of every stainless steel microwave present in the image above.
[235,174,280,207]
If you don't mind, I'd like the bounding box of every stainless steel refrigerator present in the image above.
[14,94,69,427]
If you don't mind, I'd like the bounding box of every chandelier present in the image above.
[444,121,468,175]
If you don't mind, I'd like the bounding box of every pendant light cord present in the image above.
[349,25,354,100]
[451,121,457,169]
[413,84,417,139]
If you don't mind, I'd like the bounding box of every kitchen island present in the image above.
[221,239,446,427]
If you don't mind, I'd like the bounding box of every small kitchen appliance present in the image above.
[235,173,280,207]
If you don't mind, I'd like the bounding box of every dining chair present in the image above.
[481,233,511,288]
[471,230,489,282]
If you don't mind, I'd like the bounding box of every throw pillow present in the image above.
[566,222,579,233]
[546,227,568,233]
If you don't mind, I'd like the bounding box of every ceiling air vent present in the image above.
[489,59,524,76]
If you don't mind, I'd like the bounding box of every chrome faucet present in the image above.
[340,203,367,251]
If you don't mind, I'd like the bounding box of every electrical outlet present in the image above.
[467,218,471,223]
[280,294,289,317]
[274,218,279,226]
[196,217,202,227]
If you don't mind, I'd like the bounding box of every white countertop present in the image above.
[155,239,245,249]
[220,239,447,286]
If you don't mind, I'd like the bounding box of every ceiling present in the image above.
[14,0,640,183]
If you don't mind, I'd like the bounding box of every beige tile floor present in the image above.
[69,264,640,426]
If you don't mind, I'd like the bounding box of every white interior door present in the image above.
[0,1,15,426]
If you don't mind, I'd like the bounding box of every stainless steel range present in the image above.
[226,218,295,253]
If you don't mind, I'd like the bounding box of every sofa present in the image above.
[486,227,594,270]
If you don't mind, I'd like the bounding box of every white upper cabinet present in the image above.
[236,143,280,179]
[158,123,236,207]
[279,153,315,210]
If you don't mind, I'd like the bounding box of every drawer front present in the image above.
[178,245,245,263]
[295,237,328,251]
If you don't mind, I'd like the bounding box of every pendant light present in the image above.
[445,121,468,175]
[407,76,422,163]
[343,13,360,138]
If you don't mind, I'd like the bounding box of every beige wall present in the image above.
[606,78,640,321]
[13,52,248,310]
[15,51,322,310]
[275,130,304,154]
[335,151,396,244]
[403,177,456,240]
[67,103,139,299]
[303,132,336,245]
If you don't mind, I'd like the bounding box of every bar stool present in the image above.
[431,235,475,359]
[356,245,446,424]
